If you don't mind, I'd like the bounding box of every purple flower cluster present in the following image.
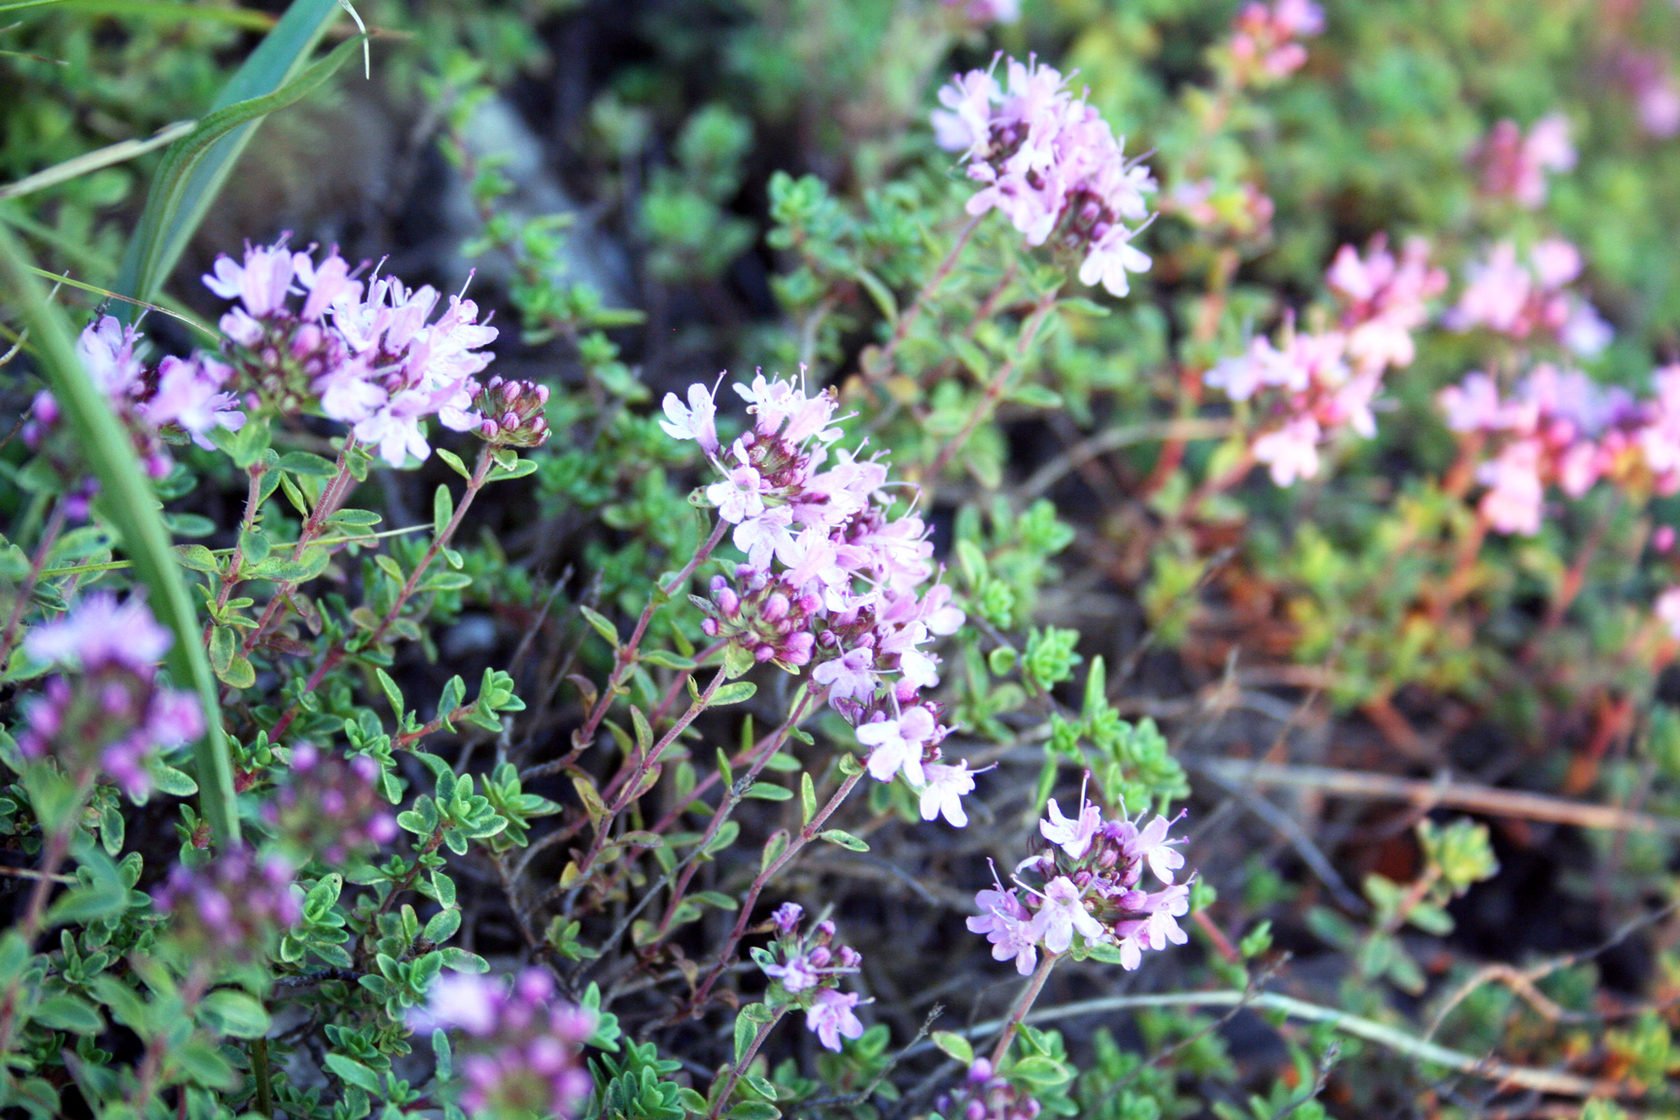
[1444,239,1612,358]
[1226,0,1325,84]
[754,902,867,1052]
[1206,239,1445,487]
[1473,114,1575,210]
[936,1058,1041,1120]
[662,371,974,823]
[411,968,594,1119]
[1612,47,1680,139]
[152,846,301,961]
[261,743,397,863]
[25,316,245,507]
[1438,363,1680,536]
[18,593,203,797]
[932,56,1155,297]
[968,786,1190,975]
[201,239,499,465]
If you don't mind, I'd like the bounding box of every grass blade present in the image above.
[0,0,278,30]
[0,222,240,845]
[0,120,196,203]
[114,0,348,312]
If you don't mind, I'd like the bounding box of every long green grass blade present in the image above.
[0,0,277,30]
[0,120,196,203]
[0,222,240,845]
[114,0,348,313]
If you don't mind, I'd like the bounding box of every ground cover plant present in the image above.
[2,0,1679,1117]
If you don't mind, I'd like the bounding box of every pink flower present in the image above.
[707,463,768,523]
[660,381,721,455]
[856,706,936,785]
[967,886,1038,975]
[75,315,145,396]
[919,761,975,828]
[1030,876,1104,953]
[764,955,822,994]
[413,972,499,1035]
[1123,813,1187,884]
[1439,372,1508,433]
[811,646,877,704]
[1040,794,1102,859]
[26,593,171,671]
[1077,226,1152,298]
[1658,587,1680,640]
[1253,416,1322,486]
[202,241,298,318]
[1476,441,1545,535]
[806,989,865,1052]
[146,356,245,448]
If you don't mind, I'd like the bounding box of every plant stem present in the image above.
[0,768,97,1070]
[0,503,65,672]
[690,767,865,1010]
[650,689,818,939]
[267,446,493,744]
[989,952,1059,1067]
[562,518,729,768]
[241,435,361,659]
[867,213,983,389]
[707,1007,789,1120]
[918,988,1623,1099]
[929,290,1058,479]
[202,460,267,649]
[574,667,729,881]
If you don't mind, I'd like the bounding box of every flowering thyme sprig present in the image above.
[663,368,973,823]
[751,903,868,1051]
[1437,362,1680,536]
[200,238,498,465]
[18,592,203,797]
[411,968,595,1119]
[261,743,398,864]
[968,783,1191,977]
[1204,237,1445,486]
[932,55,1156,297]
[24,316,245,512]
[151,846,301,964]
[1224,0,1325,86]
[1444,239,1611,357]
[1472,114,1575,210]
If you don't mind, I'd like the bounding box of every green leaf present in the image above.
[32,993,104,1034]
[374,667,404,720]
[436,448,472,480]
[173,1038,237,1089]
[733,1011,758,1063]
[324,1052,381,1093]
[578,605,620,649]
[816,829,868,852]
[115,0,355,307]
[799,772,816,826]
[760,829,789,873]
[1011,1055,1071,1089]
[432,484,454,539]
[710,682,757,706]
[199,989,270,1038]
[724,1104,781,1120]
[931,1030,973,1064]
[742,781,792,801]
[0,226,239,843]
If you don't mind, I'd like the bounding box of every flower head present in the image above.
[934,56,1155,298]
[411,968,594,1119]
